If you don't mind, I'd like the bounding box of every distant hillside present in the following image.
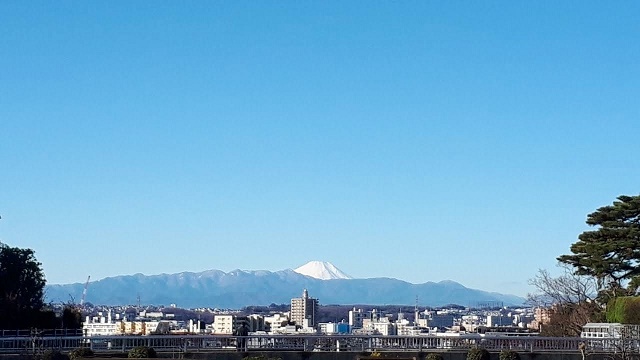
[45,268,524,308]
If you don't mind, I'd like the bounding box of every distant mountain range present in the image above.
[45,261,524,308]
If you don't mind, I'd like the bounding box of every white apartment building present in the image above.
[581,323,627,339]
[83,312,119,337]
[83,323,119,336]
[212,315,237,334]
[264,313,289,332]
[372,318,394,336]
[362,317,395,336]
[319,322,338,334]
[396,318,428,336]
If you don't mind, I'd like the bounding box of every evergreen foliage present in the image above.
[607,296,640,324]
[558,195,640,291]
[0,243,46,329]
[61,306,83,329]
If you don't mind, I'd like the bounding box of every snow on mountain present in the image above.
[293,261,353,280]
[45,266,526,307]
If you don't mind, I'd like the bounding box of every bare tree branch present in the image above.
[527,263,597,306]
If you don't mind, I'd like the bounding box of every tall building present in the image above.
[349,307,365,328]
[290,289,319,328]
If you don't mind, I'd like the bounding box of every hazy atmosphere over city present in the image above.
[1,1,639,298]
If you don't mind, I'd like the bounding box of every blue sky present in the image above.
[1,1,639,298]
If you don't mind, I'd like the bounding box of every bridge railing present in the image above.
[0,329,83,337]
[0,334,632,354]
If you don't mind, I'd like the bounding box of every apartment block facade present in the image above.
[290,289,319,328]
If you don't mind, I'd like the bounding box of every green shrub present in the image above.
[128,346,157,358]
[68,347,94,360]
[607,297,640,324]
[499,350,520,360]
[426,353,444,360]
[467,348,490,360]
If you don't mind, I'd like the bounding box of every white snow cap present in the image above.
[293,261,353,280]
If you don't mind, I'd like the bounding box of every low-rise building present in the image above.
[318,322,350,334]
[83,313,119,336]
[581,323,626,339]
[486,315,513,327]
[212,315,238,334]
[263,313,289,332]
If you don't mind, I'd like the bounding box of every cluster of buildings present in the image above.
[83,289,543,337]
[83,310,203,336]
[345,306,538,336]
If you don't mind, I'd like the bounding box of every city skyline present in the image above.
[1,1,639,297]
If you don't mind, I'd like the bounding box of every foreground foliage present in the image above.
[499,350,520,360]
[607,296,640,324]
[0,242,82,330]
[0,243,46,329]
[128,346,157,358]
[529,195,640,336]
[425,354,444,360]
[558,195,640,295]
[68,348,94,360]
[467,348,490,360]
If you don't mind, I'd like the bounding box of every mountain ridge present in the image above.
[45,264,524,308]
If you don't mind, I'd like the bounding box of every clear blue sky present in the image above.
[1,1,638,297]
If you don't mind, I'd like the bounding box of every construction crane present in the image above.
[80,275,90,306]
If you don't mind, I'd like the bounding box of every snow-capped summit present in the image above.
[293,261,353,280]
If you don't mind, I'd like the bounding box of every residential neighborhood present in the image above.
[80,289,543,337]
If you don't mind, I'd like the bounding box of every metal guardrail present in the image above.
[0,334,635,354]
[0,329,83,337]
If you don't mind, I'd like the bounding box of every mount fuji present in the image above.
[293,261,352,280]
[45,261,525,308]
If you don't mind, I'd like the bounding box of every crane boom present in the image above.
[80,275,90,306]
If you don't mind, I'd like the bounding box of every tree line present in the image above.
[0,243,82,330]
